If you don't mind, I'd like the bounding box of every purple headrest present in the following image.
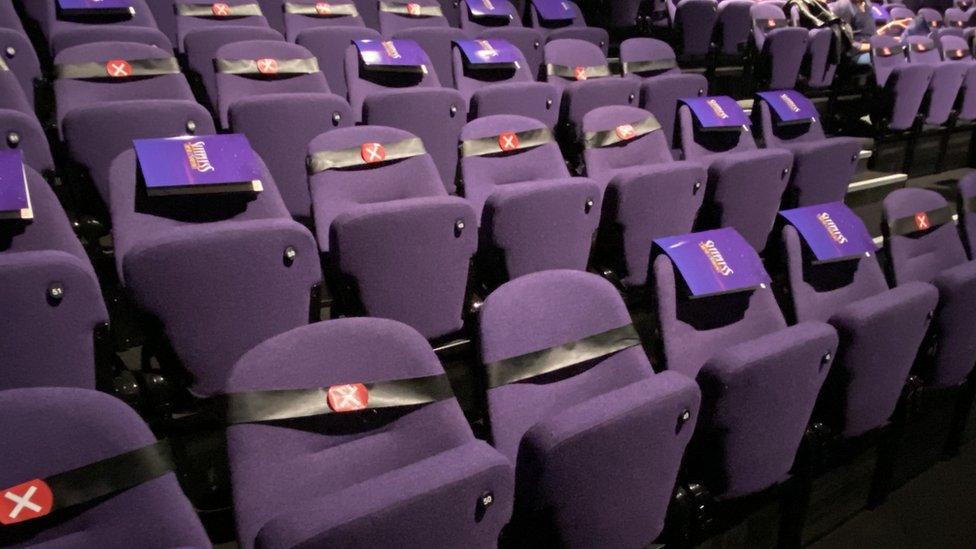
[215,39,317,60]
[309,124,420,154]
[460,114,546,140]
[545,38,606,67]
[54,41,173,65]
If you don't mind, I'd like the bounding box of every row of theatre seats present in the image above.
[3,0,976,547]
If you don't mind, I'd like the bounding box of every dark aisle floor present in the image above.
[810,440,976,549]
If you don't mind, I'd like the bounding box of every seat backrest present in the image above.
[543,38,611,92]
[905,35,942,64]
[619,37,682,78]
[461,0,522,32]
[527,0,587,29]
[175,0,271,50]
[50,25,173,57]
[581,105,673,182]
[715,0,753,56]
[378,0,450,34]
[297,25,382,100]
[452,38,534,102]
[307,125,446,236]
[0,109,55,178]
[870,34,908,85]
[282,0,367,42]
[652,251,787,379]
[882,187,969,284]
[945,6,968,27]
[678,96,757,159]
[459,114,568,215]
[938,33,971,62]
[0,388,210,546]
[750,1,789,49]
[958,172,976,257]
[752,90,826,146]
[184,25,285,111]
[393,26,470,89]
[674,0,719,58]
[344,38,441,118]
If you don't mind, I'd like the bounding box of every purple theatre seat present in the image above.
[377,0,450,34]
[44,0,161,54]
[0,0,26,35]
[476,26,546,79]
[0,110,55,178]
[478,270,701,546]
[804,26,838,89]
[678,97,793,250]
[393,26,470,89]
[175,0,271,52]
[715,0,753,57]
[652,238,838,500]
[461,0,522,33]
[307,126,476,338]
[673,0,718,61]
[779,217,938,439]
[459,115,601,286]
[63,100,215,204]
[0,388,211,546]
[296,25,381,99]
[452,38,560,127]
[905,36,967,125]
[0,60,35,120]
[945,6,969,28]
[0,28,43,109]
[751,3,808,89]
[212,40,355,221]
[869,35,934,131]
[958,172,976,257]
[752,91,862,207]
[52,42,194,132]
[936,35,976,121]
[526,0,608,53]
[255,0,287,31]
[344,39,467,189]
[225,318,514,549]
[0,167,107,390]
[882,188,976,388]
[620,38,708,150]
[282,0,366,41]
[108,147,322,396]
[582,106,706,287]
[146,0,178,45]
[543,39,640,140]
[184,25,285,114]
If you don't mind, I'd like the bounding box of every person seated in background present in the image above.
[834,0,911,63]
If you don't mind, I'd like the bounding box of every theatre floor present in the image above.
[810,439,976,549]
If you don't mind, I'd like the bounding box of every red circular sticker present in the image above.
[615,124,636,141]
[0,479,53,525]
[256,58,279,75]
[105,59,132,78]
[498,131,519,152]
[574,66,587,80]
[361,142,386,164]
[315,2,332,14]
[327,383,369,412]
[212,3,231,16]
[914,211,930,230]
[407,2,421,15]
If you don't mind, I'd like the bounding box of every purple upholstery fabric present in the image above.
[175,0,272,52]
[225,318,514,549]
[63,99,216,203]
[146,0,178,44]
[393,26,470,89]
[461,0,521,33]
[185,25,286,114]
[543,39,640,132]
[479,270,700,546]
[0,388,210,547]
[343,40,442,118]
[870,35,934,130]
[653,253,837,499]
[905,35,967,125]
[296,25,382,100]
[620,38,708,149]
[0,0,25,35]
[283,1,366,42]
[527,0,607,52]
[939,35,976,121]
[752,96,862,207]
[958,171,976,257]
[715,0,753,56]
[50,25,172,57]
[882,187,976,387]
[780,225,938,437]
[674,0,718,59]
[308,126,477,338]
[53,42,194,131]
[214,39,333,128]
[751,3,808,89]
[452,40,560,127]
[477,26,546,78]
[944,7,968,27]
[109,149,321,396]
[805,27,838,88]
[0,109,55,177]
[583,106,706,286]
[461,115,600,280]
[0,168,107,390]
[257,0,286,32]
[0,28,41,108]
[45,0,159,53]
[378,0,450,34]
